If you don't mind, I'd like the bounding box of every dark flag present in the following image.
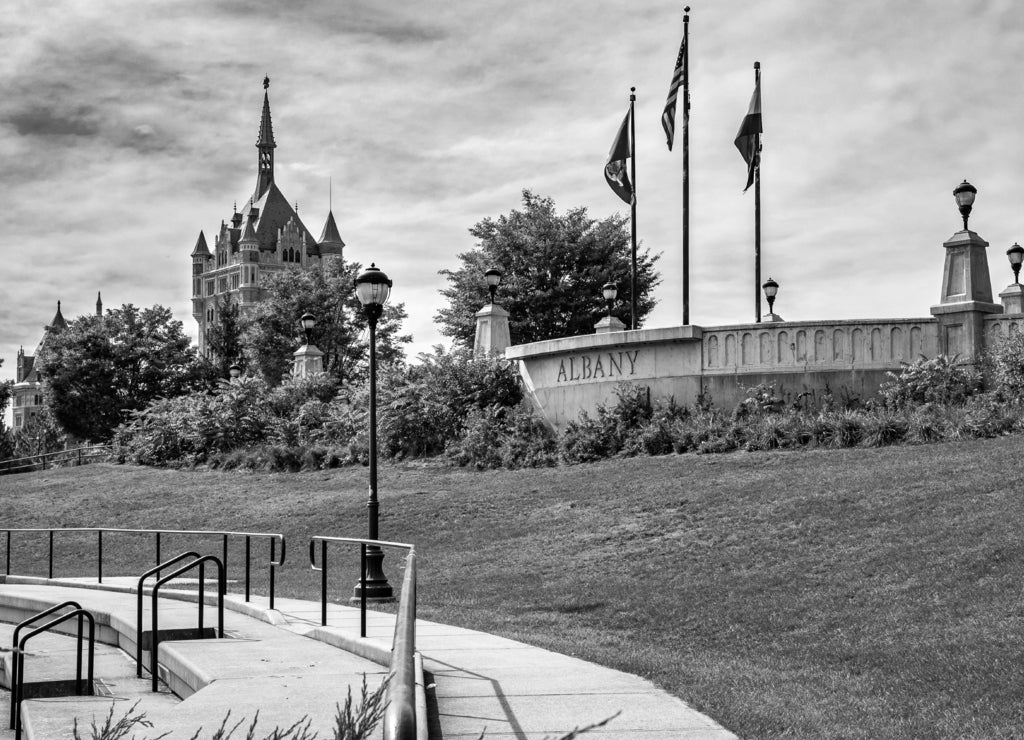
[661,35,686,150]
[734,69,762,191]
[604,108,633,204]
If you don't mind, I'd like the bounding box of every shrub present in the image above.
[986,330,1024,402]
[879,355,982,410]
[446,402,557,470]
[859,411,909,447]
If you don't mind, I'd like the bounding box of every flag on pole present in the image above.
[604,108,633,204]
[734,68,762,192]
[661,35,686,150]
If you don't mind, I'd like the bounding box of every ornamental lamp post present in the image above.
[1008,243,1024,284]
[484,268,502,304]
[352,263,394,601]
[299,312,316,345]
[953,180,977,231]
[762,277,779,314]
[602,282,618,317]
[228,363,242,380]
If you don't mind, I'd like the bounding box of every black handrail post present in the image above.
[48,530,53,579]
[245,536,251,602]
[97,530,103,583]
[198,561,206,633]
[5,531,10,576]
[136,552,201,679]
[269,538,276,611]
[366,540,370,638]
[76,611,84,693]
[221,534,228,596]
[319,540,327,626]
[156,532,161,568]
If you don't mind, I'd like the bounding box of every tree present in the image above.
[239,258,410,385]
[436,190,661,346]
[204,294,243,378]
[0,359,13,460]
[36,304,209,442]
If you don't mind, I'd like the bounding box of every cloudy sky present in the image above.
[2,0,1022,386]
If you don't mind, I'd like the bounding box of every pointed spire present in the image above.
[191,230,211,256]
[240,214,259,249]
[317,210,346,257]
[51,300,67,330]
[255,76,276,198]
[96,291,103,317]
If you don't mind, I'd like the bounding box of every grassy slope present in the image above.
[3,439,1024,739]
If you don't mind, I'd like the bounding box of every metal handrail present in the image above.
[147,555,225,692]
[309,536,417,740]
[9,600,83,730]
[0,445,110,475]
[135,552,202,678]
[3,527,285,608]
[12,607,95,740]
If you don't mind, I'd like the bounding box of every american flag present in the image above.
[661,35,686,151]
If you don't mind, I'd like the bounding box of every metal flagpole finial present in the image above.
[754,61,760,70]
[630,86,636,101]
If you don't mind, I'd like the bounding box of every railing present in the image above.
[10,604,95,740]
[135,552,202,678]
[309,537,417,740]
[145,555,225,692]
[9,600,83,731]
[3,527,285,608]
[0,445,110,475]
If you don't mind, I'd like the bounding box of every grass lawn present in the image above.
[3,438,1024,739]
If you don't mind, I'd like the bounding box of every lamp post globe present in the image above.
[602,282,618,317]
[1008,243,1024,285]
[228,363,242,380]
[762,277,779,315]
[352,263,394,601]
[299,312,316,345]
[484,268,502,305]
[953,180,977,231]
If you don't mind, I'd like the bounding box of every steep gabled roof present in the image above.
[234,182,317,253]
[50,301,67,330]
[191,230,211,257]
[317,210,345,257]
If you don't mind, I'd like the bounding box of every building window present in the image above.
[218,277,228,293]
[206,280,215,296]
[231,273,240,289]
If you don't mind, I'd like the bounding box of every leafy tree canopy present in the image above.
[239,258,410,385]
[435,190,660,346]
[37,304,211,442]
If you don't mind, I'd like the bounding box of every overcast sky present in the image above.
[3,0,1022,385]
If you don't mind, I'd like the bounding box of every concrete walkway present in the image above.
[0,578,737,739]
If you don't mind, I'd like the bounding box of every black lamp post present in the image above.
[352,263,394,601]
[1008,243,1024,284]
[299,312,316,345]
[762,277,779,316]
[602,282,618,317]
[228,363,242,380]
[484,268,502,304]
[953,180,977,231]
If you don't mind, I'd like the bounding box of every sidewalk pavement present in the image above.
[0,577,737,739]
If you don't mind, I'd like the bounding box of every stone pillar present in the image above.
[292,344,324,378]
[474,303,511,357]
[929,229,1002,363]
[763,312,784,323]
[594,315,627,333]
[999,283,1024,314]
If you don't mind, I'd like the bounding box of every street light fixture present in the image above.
[1008,243,1024,284]
[762,277,779,316]
[602,282,618,317]
[953,180,977,231]
[484,268,502,304]
[228,363,242,380]
[352,263,393,601]
[299,312,316,345]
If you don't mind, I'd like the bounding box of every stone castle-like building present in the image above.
[12,294,102,431]
[191,77,346,356]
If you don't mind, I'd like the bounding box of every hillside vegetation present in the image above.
[2,438,1024,739]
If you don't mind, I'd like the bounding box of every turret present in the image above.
[317,210,345,260]
[96,291,103,317]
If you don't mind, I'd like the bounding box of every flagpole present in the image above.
[629,87,638,330]
[754,61,762,323]
[682,6,690,325]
